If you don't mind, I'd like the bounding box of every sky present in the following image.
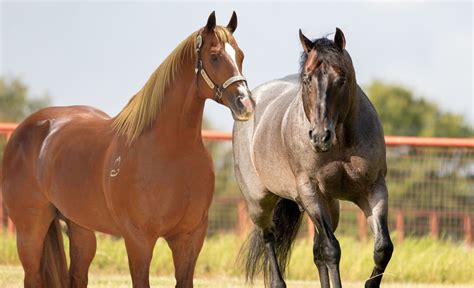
[1,1,472,132]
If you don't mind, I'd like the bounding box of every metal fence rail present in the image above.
[1,123,473,246]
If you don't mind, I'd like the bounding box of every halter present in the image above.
[194,34,247,101]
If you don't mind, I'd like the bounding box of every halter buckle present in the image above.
[216,87,224,101]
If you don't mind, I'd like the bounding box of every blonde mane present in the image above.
[112,26,231,144]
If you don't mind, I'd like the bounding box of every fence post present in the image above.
[395,210,404,242]
[7,217,15,234]
[0,190,3,230]
[4,132,14,233]
[464,214,472,247]
[307,215,314,241]
[429,212,439,240]
[358,211,368,242]
[237,200,251,237]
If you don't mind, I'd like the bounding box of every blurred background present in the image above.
[1,1,473,286]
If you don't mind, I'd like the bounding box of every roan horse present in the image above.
[234,28,393,288]
[2,11,254,288]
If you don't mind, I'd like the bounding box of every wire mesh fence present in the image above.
[0,126,473,246]
[205,140,474,245]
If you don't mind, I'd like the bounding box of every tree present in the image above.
[0,77,50,122]
[0,77,51,160]
[366,80,473,137]
[366,81,474,239]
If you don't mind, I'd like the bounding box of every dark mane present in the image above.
[299,37,343,72]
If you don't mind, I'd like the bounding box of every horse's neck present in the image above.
[339,87,362,145]
[147,68,205,146]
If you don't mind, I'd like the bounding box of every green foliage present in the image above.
[0,77,51,160]
[366,80,473,137]
[0,77,50,122]
[366,81,474,236]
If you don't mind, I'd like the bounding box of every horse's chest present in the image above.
[315,156,376,198]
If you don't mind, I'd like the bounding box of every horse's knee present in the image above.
[313,244,325,268]
[70,274,88,288]
[374,238,393,268]
[322,237,341,265]
[24,273,42,288]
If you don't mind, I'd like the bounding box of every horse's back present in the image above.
[4,105,111,172]
[251,74,300,123]
[3,105,111,190]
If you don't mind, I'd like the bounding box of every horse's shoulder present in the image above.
[355,86,384,136]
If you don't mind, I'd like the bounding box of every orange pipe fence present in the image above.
[202,130,474,148]
[1,123,474,147]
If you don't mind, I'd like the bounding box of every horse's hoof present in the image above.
[364,279,380,288]
[271,283,286,288]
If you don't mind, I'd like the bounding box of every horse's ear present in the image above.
[206,11,216,32]
[334,27,346,51]
[227,11,238,33]
[299,29,313,54]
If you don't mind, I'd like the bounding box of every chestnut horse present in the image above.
[234,28,393,288]
[2,11,254,288]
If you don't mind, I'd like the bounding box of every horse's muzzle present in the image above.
[231,91,254,121]
[309,128,334,152]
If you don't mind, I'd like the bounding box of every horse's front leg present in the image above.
[312,199,340,288]
[123,232,157,288]
[357,179,394,288]
[165,215,208,288]
[296,175,341,288]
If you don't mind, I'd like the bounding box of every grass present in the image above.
[1,266,472,288]
[1,231,473,285]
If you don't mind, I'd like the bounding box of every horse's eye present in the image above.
[337,77,347,87]
[210,54,219,63]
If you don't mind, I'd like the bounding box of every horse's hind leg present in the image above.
[67,220,96,288]
[245,193,285,288]
[12,204,55,288]
[166,217,208,288]
[357,180,394,288]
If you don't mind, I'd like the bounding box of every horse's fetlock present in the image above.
[262,227,276,243]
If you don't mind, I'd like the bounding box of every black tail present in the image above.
[241,198,303,284]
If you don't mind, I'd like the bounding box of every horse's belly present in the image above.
[104,151,215,238]
[254,146,298,199]
[41,140,120,234]
[50,184,121,235]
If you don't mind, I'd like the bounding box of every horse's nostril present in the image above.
[309,130,313,139]
[322,130,331,143]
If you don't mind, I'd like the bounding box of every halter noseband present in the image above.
[194,34,247,101]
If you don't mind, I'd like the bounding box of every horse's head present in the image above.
[299,28,356,152]
[195,11,254,121]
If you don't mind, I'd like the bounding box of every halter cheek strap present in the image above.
[194,34,247,101]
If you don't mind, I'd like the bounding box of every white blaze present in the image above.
[225,43,240,74]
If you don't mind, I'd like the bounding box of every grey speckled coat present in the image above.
[233,29,393,288]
